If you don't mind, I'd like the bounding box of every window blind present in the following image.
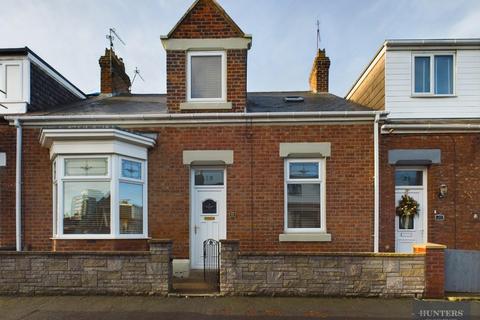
[191,55,222,99]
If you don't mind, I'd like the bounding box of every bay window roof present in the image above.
[40,128,156,160]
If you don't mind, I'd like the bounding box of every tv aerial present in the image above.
[316,19,321,50]
[106,28,125,51]
[132,67,145,87]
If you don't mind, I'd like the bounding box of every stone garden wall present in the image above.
[220,240,427,297]
[0,240,172,295]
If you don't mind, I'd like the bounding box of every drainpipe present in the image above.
[373,113,380,253]
[14,118,22,252]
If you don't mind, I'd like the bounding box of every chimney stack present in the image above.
[99,49,131,95]
[309,49,330,93]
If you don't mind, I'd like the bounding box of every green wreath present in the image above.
[396,194,419,217]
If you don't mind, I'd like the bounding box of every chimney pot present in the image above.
[309,49,330,93]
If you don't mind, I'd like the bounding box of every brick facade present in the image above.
[1,123,374,255]
[413,243,445,299]
[165,0,248,113]
[166,49,247,113]
[380,133,480,252]
[0,121,16,249]
[29,63,82,112]
[169,0,244,39]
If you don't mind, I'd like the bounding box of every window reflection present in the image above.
[119,183,143,234]
[63,181,110,234]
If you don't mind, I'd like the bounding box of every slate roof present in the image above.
[27,94,168,116]
[25,91,371,116]
[247,91,371,112]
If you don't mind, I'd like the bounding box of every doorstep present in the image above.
[171,269,220,296]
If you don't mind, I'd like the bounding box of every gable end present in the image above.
[167,0,245,39]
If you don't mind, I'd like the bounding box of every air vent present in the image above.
[283,96,304,103]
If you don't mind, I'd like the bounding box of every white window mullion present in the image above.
[58,157,65,236]
[111,155,119,237]
[430,54,435,94]
[143,160,148,238]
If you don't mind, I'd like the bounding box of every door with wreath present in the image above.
[394,169,426,253]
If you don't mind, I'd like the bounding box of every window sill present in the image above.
[279,233,332,242]
[180,102,232,110]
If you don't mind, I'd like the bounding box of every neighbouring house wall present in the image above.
[0,120,16,249]
[29,63,82,112]
[11,124,374,255]
[385,50,480,118]
[0,240,172,295]
[220,240,426,297]
[348,54,385,110]
[380,133,480,252]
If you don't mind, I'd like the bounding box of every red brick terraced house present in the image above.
[0,0,476,296]
[347,39,480,293]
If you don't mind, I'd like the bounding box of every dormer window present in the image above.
[413,53,454,96]
[187,51,226,102]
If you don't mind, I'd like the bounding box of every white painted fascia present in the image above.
[6,111,388,127]
[385,38,480,50]
[27,53,86,99]
[382,123,480,134]
[40,128,156,147]
[40,129,156,160]
[0,103,27,114]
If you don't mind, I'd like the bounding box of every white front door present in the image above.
[395,168,427,253]
[190,168,226,269]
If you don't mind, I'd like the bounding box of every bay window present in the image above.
[284,159,326,233]
[53,155,147,239]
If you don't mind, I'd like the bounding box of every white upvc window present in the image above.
[412,53,455,96]
[53,155,148,239]
[284,159,326,233]
[187,51,227,102]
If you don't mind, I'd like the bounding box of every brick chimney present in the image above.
[309,49,331,93]
[99,49,131,95]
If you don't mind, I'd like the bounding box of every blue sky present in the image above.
[1,0,479,97]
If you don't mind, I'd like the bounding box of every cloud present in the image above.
[448,7,480,37]
[0,0,478,96]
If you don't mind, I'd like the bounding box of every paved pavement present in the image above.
[0,296,478,320]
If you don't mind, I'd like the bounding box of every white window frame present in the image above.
[412,52,456,97]
[53,154,148,240]
[284,158,326,233]
[186,50,227,103]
